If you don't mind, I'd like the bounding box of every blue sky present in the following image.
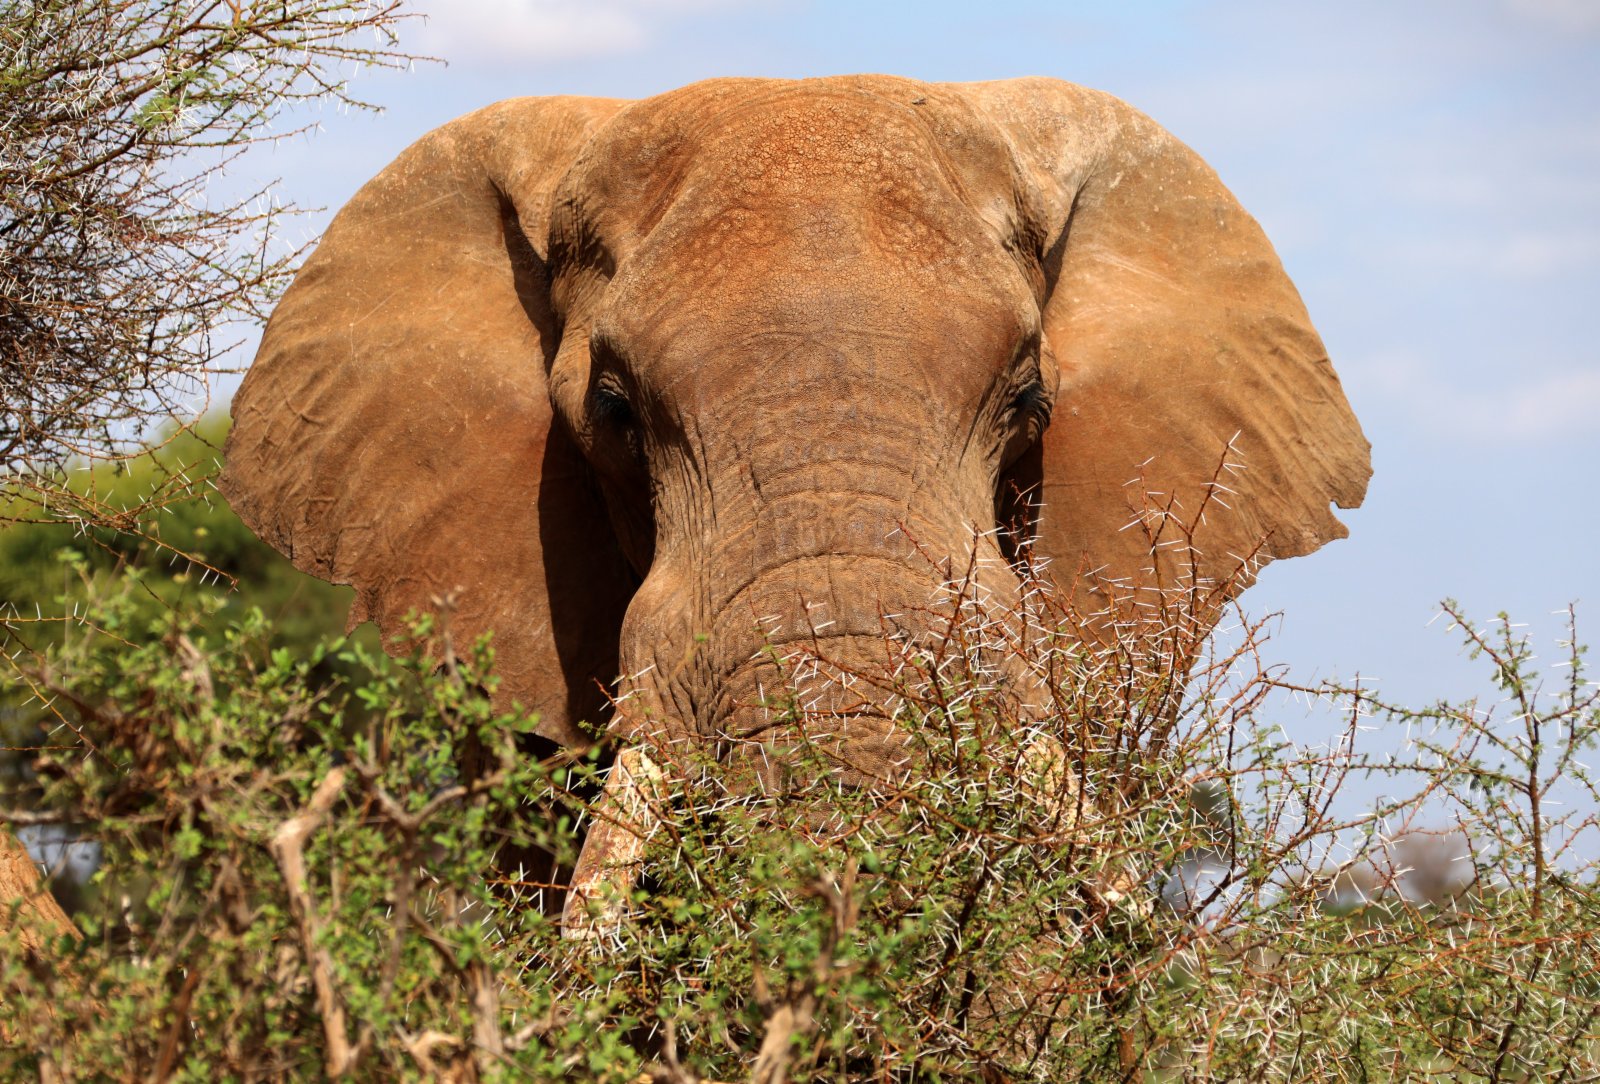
[232,0,1599,827]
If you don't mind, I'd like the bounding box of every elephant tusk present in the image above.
[561,745,667,941]
[1016,734,1149,918]
[563,737,1144,941]
[1017,733,1079,834]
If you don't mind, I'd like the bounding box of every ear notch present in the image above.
[961,78,1370,615]
[222,96,635,747]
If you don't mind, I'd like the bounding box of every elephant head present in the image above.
[222,76,1369,896]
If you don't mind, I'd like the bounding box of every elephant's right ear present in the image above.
[223,96,634,747]
[963,79,1371,616]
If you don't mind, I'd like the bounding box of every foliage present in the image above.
[0,413,377,919]
[0,576,593,1080]
[0,0,425,1020]
[0,0,417,501]
[1,554,1595,1080]
[0,412,368,660]
[0,411,376,761]
[547,581,1600,1081]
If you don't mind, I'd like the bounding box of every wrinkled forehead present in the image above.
[563,78,1023,227]
[688,87,970,193]
[585,85,1037,355]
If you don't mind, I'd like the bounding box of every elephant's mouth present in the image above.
[562,565,1054,938]
[561,718,1075,943]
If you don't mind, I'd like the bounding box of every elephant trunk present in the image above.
[711,626,918,789]
[691,531,1041,790]
[572,501,1050,937]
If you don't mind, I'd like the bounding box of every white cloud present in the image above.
[410,0,762,65]
[1499,233,1600,276]
[1500,366,1600,437]
[414,0,646,62]
[1389,230,1600,279]
[1504,0,1600,32]
[631,0,759,10]
[1345,348,1600,442]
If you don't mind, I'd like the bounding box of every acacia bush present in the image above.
[0,0,424,913]
[0,414,375,710]
[553,570,1600,1081]
[1,576,597,1080]
[0,415,381,919]
[1,0,414,477]
[2,543,1596,1081]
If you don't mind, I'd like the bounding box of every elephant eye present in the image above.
[591,385,634,427]
[1010,380,1048,420]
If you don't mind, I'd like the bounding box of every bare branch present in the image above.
[269,766,362,1078]
[0,0,424,506]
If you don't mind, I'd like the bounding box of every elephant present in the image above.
[221,75,1370,924]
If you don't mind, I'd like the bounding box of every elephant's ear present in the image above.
[222,96,633,747]
[964,78,1370,613]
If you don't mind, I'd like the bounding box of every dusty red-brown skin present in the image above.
[223,76,1369,787]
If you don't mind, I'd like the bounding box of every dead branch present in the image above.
[748,861,859,1084]
[269,766,367,1077]
[0,827,78,954]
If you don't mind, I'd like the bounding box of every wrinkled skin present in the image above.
[222,76,1370,902]
[551,84,1056,778]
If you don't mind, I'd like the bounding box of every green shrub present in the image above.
[0,571,601,1079]
[1,558,1595,1081]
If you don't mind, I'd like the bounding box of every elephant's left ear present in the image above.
[222,96,634,747]
[960,79,1371,612]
